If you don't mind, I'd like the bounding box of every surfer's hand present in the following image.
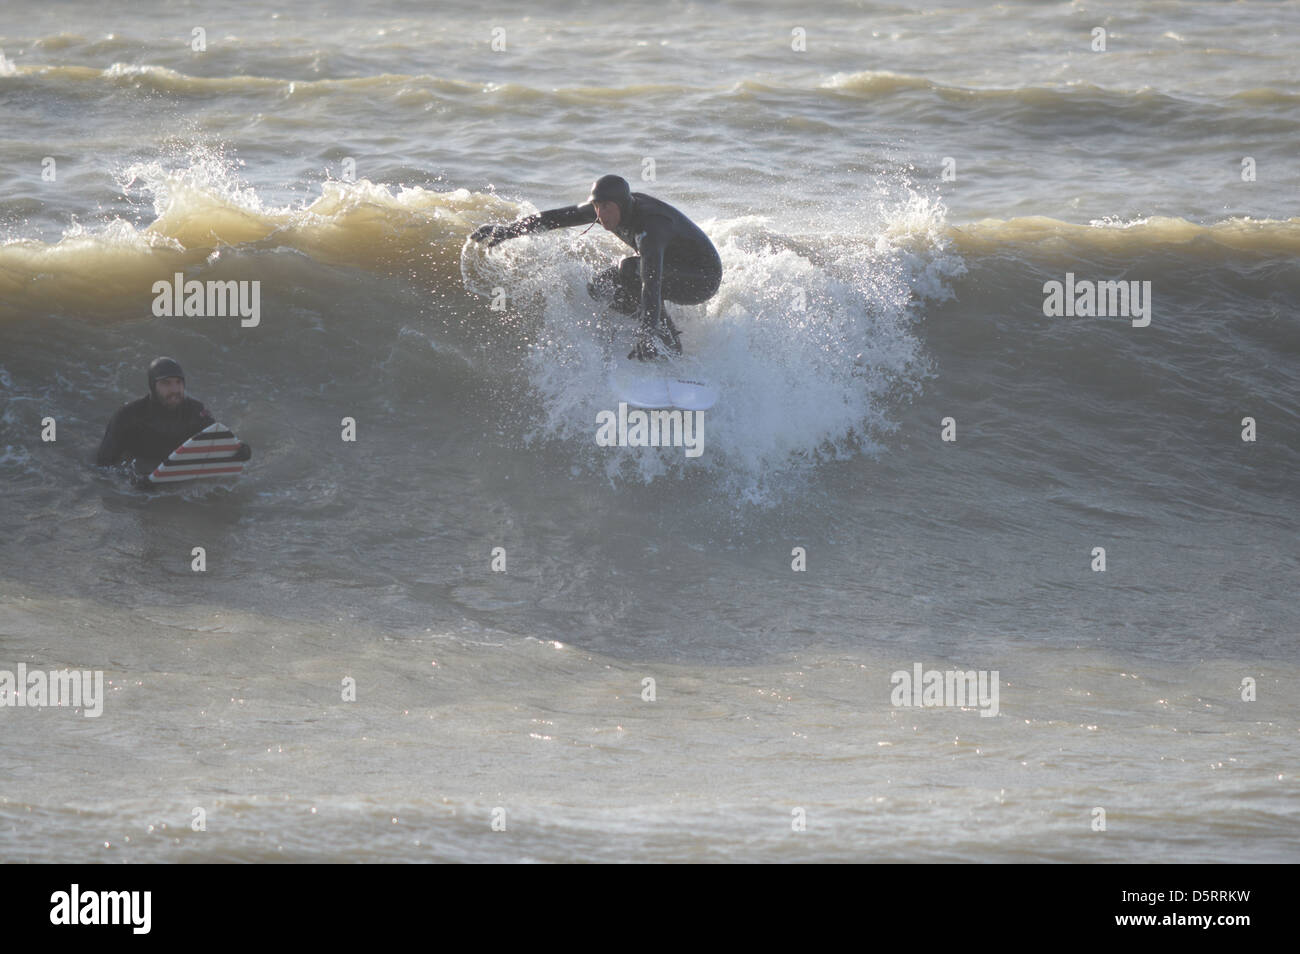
[470,224,512,248]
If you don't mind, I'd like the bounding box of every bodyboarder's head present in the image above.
[147,356,186,408]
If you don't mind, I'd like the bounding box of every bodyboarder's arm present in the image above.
[94,406,129,467]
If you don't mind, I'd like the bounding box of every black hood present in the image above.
[147,356,185,403]
[588,174,635,221]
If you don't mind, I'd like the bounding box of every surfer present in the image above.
[95,357,251,477]
[470,175,722,361]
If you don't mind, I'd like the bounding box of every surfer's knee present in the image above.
[608,258,643,313]
[662,268,720,307]
[587,265,619,301]
[618,257,641,282]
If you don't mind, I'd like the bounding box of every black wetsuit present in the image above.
[95,395,217,474]
[511,193,722,328]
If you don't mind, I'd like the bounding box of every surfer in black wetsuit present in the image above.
[470,175,722,361]
[95,357,250,479]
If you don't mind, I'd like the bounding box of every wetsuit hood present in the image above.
[148,356,185,403]
[588,174,634,220]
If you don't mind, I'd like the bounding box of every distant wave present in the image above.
[5,56,1298,110]
[949,215,1300,259]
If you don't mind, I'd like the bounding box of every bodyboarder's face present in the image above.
[154,376,185,407]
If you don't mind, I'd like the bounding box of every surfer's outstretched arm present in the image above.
[471,203,597,246]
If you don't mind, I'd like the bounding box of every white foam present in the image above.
[513,188,962,505]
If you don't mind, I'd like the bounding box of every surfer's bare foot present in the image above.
[658,315,683,356]
[628,328,663,362]
[628,314,682,361]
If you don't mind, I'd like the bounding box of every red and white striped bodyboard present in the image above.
[148,423,246,484]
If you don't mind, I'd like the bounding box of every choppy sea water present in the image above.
[1,0,1297,862]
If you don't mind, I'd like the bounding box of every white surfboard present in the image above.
[147,423,247,485]
[610,362,719,411]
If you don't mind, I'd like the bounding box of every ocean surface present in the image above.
[1,0,1297,862]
